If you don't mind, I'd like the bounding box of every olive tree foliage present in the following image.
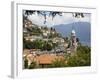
[23,10,84,24]
[28,61,37,69]
[51,58,67,67]
[24,57,28,69]
[67,45,91,67]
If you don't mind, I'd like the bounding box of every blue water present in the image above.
[81,41,91,47]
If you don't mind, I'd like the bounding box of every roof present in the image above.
[35,54,64,65]
[24,49,65,65]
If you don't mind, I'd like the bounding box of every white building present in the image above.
[52,37,65,43]
[24,35,43,42]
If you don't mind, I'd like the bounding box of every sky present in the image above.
[27,11,91,27]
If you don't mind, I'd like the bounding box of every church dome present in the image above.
[71,30,76,34]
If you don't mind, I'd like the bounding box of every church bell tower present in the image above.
[70,29,77,53]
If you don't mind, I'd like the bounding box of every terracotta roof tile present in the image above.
[35,54,64,64]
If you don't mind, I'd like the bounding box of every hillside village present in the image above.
[23,18,90,69]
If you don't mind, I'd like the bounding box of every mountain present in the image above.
[53,22,91,46]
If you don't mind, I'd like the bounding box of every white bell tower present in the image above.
[71,29,77,53]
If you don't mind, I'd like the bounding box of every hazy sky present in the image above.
[27,12,91,27]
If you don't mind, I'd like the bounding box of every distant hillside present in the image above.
[53,22,91,46]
